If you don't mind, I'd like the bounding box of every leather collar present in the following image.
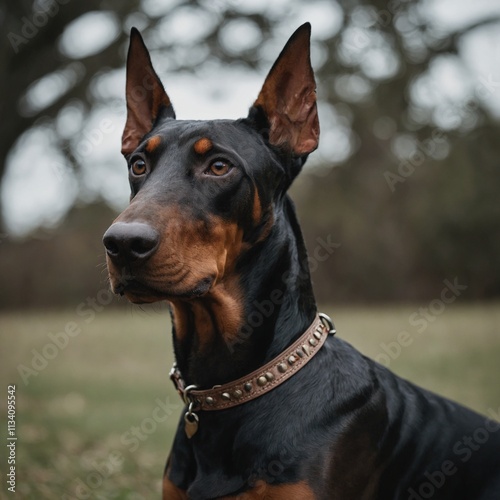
[170,312,336,413]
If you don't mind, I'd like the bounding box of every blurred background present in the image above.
[0,0,499,498]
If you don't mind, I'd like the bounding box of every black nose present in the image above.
[103,222,159,262]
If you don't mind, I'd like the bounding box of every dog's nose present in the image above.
[103,222,159,262]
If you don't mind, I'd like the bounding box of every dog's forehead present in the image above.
[147,118,262,156]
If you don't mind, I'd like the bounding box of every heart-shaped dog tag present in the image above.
[184,411,199,439]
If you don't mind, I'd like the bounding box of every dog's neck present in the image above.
[169,196,317,389]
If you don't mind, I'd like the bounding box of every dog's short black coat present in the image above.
[103,23,500,499]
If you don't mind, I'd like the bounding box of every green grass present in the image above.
[1,303,499,499]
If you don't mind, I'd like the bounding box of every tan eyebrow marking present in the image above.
[145,135,162,152]
[193,137,213,155]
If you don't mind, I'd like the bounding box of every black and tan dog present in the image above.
[103,24,500,499]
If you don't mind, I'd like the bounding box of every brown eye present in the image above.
[131,159,147,176]
[207,160,232,176]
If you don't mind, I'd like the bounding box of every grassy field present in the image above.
[1,303,499,499]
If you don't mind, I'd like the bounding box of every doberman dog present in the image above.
[103,24,500,500]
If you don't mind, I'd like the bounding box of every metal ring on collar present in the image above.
[183,384,198,405]
[319,312,336,335]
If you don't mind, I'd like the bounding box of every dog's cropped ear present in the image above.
[121,28,175,156]
[251,23,319,157]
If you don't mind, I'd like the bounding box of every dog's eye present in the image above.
[131,159,147,176]
[207,161,232,176]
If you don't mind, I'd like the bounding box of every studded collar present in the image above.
[170,313,336,414]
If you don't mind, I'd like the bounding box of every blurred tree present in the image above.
[0,0,136,227]
[295,0,500,301]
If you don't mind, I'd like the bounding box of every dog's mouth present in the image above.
[111,275,214,304]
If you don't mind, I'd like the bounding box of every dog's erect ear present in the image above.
[121,28,175,156]
[252,23,319,156]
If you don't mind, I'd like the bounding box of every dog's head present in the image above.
[103,24,319,304]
